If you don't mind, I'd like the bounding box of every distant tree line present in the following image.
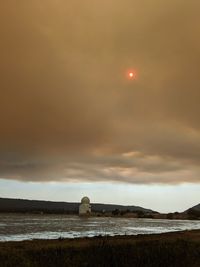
[111,209,154,218]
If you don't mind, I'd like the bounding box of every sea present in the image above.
[0,214,199,242]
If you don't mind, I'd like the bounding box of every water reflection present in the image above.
[0,214,199,241]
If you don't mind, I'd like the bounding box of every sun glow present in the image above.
[127,69,137,80]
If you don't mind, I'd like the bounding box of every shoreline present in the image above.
[0,212,199,221]
[0,230,200,266]
[1,228,200,243]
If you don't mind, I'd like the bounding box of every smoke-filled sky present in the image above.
[0,1,200,212]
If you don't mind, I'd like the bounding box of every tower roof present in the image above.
[81,196,90,204]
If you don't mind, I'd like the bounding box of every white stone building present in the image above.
[79,196,91,216]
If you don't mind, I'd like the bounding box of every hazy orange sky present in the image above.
[0,1,200,211]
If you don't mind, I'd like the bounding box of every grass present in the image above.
[0,230,200,267]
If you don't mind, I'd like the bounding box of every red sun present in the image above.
[129,72,134,78]
[127,69,137,80]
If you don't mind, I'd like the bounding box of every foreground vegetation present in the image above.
[0,230,200,267]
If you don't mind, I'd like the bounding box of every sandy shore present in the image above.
[0,230,200,267]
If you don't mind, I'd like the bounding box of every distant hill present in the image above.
[185,203,200,212]
[185,203,200,219]
[189,203,200,211]
[0,197,156,214]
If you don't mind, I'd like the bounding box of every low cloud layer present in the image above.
[0,0,200,184]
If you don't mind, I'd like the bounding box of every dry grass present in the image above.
[0,230,200,267]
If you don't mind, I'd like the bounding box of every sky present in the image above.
[0,1,200,213]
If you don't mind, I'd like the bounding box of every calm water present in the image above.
[0,214,199,241]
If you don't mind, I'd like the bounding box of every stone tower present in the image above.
[79,196,91,216]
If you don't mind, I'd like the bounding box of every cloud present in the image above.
[0,0,200,184]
